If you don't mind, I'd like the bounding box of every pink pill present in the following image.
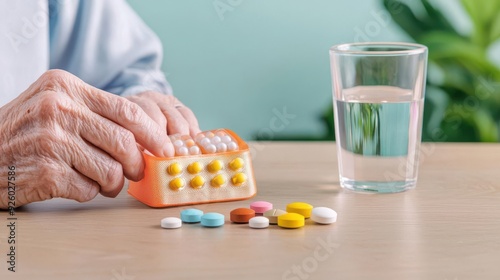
[250,201,273,214]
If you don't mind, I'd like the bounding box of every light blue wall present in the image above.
[127,0,407,140]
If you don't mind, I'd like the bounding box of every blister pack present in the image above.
[128,129,257,207]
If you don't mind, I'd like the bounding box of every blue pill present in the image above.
[180,209,204,223]
[200,213,225,227]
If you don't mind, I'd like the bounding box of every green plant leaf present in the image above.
[420,31,500,78]
[383,0,428,40]
[421,0,460,35]
[461,0,500,47]
[471,108,499,142]
[489,13,500,43]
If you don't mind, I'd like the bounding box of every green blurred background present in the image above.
[128,0,500,142]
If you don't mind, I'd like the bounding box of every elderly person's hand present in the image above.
[0,70,198,209]
[126,91,200,137]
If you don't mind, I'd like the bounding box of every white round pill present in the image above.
[249,216,269,229]
[200,137,210,146]
[177,146,189,156]
[311,207,337,224]
[216,142,227,153]
[221,135,232,143]
[215,131,226,137]
[227,141,238,151]
[189,145,200,155]
[174,139,184,147]
[161,217,182,229]
[212,136,221,144]
[205,144,216,153]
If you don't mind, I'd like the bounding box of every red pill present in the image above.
[230,208,256,223]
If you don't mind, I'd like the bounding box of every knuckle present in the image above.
[37,69,75,91]
[35,91,73,122]
[115,129,135,157]
[75,181,99,202]
[104,160,124,189]
[116,99,144,126]
[38,160,64,199]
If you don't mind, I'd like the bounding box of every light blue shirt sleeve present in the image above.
[48,0,172,96]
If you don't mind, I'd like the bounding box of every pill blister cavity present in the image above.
[231,173,247,186]
[167,162,183,176]
[211,174,226,187]
[190,175,205,189]
[229,157,244,171]
[169,177,185,191]
[207,160,223,173]
[187,162,203,174]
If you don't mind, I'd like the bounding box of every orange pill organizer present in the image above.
[128,129,257,207]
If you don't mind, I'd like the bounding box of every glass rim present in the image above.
[330,42,427,56]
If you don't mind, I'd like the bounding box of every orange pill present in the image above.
[230,208,256,224]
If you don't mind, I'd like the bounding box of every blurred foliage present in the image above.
[257,0,500,142]
[383,0,500,142]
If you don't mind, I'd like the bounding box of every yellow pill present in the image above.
[187,162,203,174]
[231,173,247,186]
[211,174,226,187]
[190,175,205,189]
[228,157,244,171]
[169,178,185,191]
[286,202,314,218]
[167,162,183,176]
[278,213,305,229]
[207,160,223,173]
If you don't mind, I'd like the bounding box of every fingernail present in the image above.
[163,139,175,158]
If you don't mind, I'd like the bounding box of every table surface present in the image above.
[1,142,500,280]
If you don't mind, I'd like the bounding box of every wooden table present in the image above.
[1,143,500,280]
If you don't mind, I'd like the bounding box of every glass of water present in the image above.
[329,42,428,193]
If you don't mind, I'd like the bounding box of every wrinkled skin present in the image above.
[0,70,200,209]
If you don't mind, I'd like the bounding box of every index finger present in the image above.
[74,82,174,157]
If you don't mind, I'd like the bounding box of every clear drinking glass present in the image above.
[329,42,428,193]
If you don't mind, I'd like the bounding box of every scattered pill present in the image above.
[278,213,305,229]
[201,213,225,227]
[263,209,287,224]
[216,142,227,153]
[228,157,244,170]
[180,209,204,223]
[231,173,247,186]
[227,141,238,151]
[190,175,205,189]
[161,217,182,229]
[286,202,313,218]
[211,174,226,187]
[249,216,269,229]
[169,178,185,191]
[187,162,203,174]
[207,160,223,173]
[167,162,183,176]
[230,208,255,223]
[177,146,189,156]
[311,207,337,224]
[250,201,273,214]
[189,145,200,155]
